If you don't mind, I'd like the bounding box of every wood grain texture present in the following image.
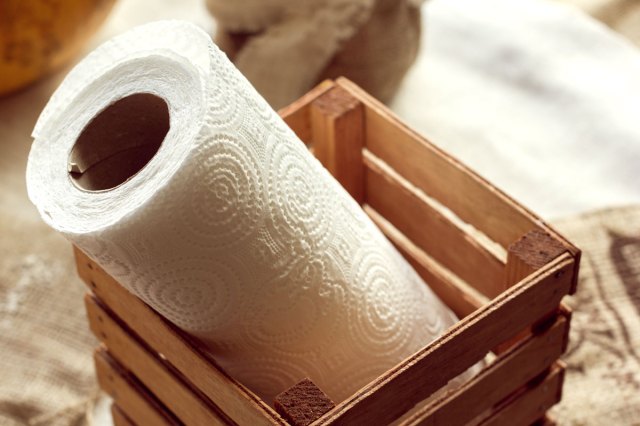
[312,254,574,426]
[111,404,136,426]
[505,230,568,288]
[524,223,581,294]
[274,378,336,426]
[74,247,284,426]
[336,76,580,293]
[400,313,570,426]
[279,80,336,145]
[364,151,505,298]
[495,230,569,354]
[334,78,542,250]
[86,294,230,425]
[311,86,365,203]
[479,363,565,426]
[94,348,178,426]
[365,206,487,318]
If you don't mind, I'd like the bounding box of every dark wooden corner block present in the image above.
[505,230,567,288]
[496,230,569,354]
[274,378,336,426]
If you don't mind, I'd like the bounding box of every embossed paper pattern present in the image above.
[27,21,471,403]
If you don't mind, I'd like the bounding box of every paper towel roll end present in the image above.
[68,93,170,192]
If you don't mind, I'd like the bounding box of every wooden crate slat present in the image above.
[111,404,137,426]
[74,247,284,426]
[494,233,572,355]
[278,80,336,144]
[85,294,229,426]
[400,313,570,426]
[94,348,178,426]
[365,206,487,318]
[364,151,505,298]
[287,78,579,295]
[312,254,574,426]
[480,363,565,426]
[310,86,365,203]
[334,78,543,250]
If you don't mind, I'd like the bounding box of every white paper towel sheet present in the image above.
[26,21,472,404]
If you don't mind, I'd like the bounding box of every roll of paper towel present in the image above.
[27,21,472,403]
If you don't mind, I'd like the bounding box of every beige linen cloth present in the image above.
[3,203,640,425]
[550,206,640,425]
[0,217,97,426]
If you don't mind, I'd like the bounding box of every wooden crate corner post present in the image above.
[504,229,568,289]
[310,85,365,204]
[274,378,336,426]
[496,229,576,354]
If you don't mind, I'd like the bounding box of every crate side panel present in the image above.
[95,348,178,426]
[401,314,569,426]
[335,79,543,249]
[111,404,136,426]
[365,206,487,318]
[313,254,574,426]
[479,364,565,426]
[365,154,505,298]
[74,247,284,426]
[86,294,229,425]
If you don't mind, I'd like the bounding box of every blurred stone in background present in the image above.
[208,0,425,109]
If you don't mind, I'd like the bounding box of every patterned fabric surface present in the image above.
[551,206,640,425]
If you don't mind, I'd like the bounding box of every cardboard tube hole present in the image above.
[68,93,170,191]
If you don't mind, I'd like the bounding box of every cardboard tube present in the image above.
[68,93,169,191]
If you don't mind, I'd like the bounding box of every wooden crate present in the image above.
[74,78,580,426]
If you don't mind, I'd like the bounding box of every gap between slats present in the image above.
[336,77,545,250]
[399,313,570,426]
[364,149,506,299]
[86,294,231,425]
[94,347,180,426]
[74,248,285,426]
[365,206,488,318]
[479,362,566,426]
[311,254,574,426]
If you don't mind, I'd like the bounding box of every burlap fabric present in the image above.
[0,213,98,426]
[551,206,640,425]
[0,57,98,424]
